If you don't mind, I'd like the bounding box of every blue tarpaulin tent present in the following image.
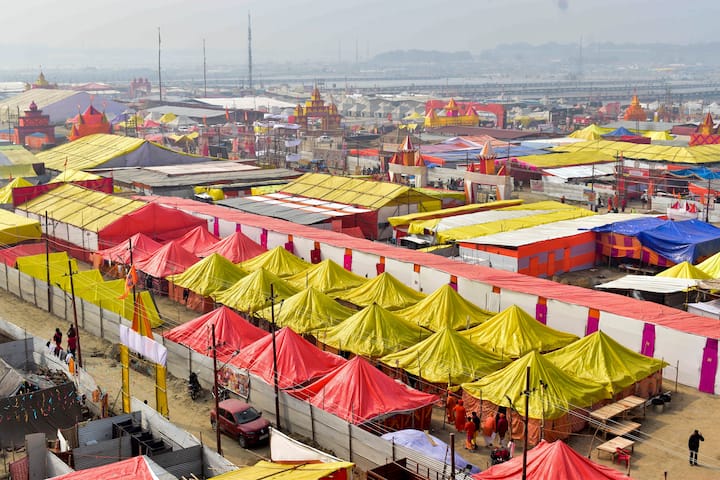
[381,429,479,473]
[604,126,637,137]
[592,217,666,236]
[637,219,720,263]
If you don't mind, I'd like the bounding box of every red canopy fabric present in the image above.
[98,203,207,249]
[473,439,635,480]
[0,242,48,266]
[134,240,198,278]
[197,230,266,262]
[94,232,163,264]
[163,306,268,360]
[290,356,438,424]
[51,456,156,480]
[173,225,219,256]
[230,327,345,389]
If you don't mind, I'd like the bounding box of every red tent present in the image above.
[230,327,345,389]
[94,232,163,264]
[198,230,266,262]
[163,306,268,360]
[0,242,48,266]
[290,356,438,426]
[173,225,219,255]
[98,203,207,249]
[473,439,635,480]
[134,240,198,278]
[51,455,158,480]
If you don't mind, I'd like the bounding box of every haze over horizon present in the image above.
[1,0,718,70]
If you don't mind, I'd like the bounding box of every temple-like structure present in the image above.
[26,71,58,90]
[68,104,111,141]
[291,86,341,131]
[690,112,720,146]
[13,101,55,149]
[424,98,480,128]
[623,93,647,121]
[388,135,427,187]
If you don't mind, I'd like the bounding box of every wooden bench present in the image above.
[596,436,636,460]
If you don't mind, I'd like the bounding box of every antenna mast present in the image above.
[203,39,207,97]
[158,27,163,102]
[248,13,253,91]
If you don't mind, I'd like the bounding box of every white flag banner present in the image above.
[119,325,167,366]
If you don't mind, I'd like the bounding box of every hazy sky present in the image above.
[2,0,719,67]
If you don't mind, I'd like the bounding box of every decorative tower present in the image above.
[13,101,55,148]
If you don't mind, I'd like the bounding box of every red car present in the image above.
[210,399,270,448]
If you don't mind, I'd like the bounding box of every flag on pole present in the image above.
[118,265,138,300]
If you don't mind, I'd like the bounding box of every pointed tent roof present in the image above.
[213,267,299,313]
[544,331,668,395]
[697,250,720,277]
[479,141,497,160]
[197,230,266,262]
[656,261,712,280]
[462,351,610,419]
[444,98,459,111]
[238,246,310,278]
[320,303,430,358]
[604,126,637,137]
[166,253,247,296]
[568,124,605,140]
[285,259,367,294]
[381,327,509,385]
[425,109,439,122]
[163,306,268,361]
[336,272,426,310]
[75,279,162,327]
[464,104,479,117]
[474,439,635,480]
[231,327,346,389]
[49,169,102,183]
[395,284,493,331]
[173,225,219,255]
[460,305,578,358]
[50,455,160,480]
[256,286,355,333]
[699,112,715,135]
[290,356,438,424]
[134,239,198,278]
[399,135,415,152]
[95,232,163,265]
[0,177,32,204]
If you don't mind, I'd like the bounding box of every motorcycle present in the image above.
[188,372,202,400]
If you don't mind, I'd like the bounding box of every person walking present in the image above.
[453,400,467,433]
[688,429,704,466]
[446,393,457,424]
[53,328,62,351]
[464,416,477,450]
[482,413,496,447]
[496,413,509,447]
[471,411,481,447]
[67,325,77,356]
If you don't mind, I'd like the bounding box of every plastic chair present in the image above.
[614,447,631,467]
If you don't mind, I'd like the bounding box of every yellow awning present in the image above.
[209,461,354,480]
[0,209,42,245]
[36,133,145,171]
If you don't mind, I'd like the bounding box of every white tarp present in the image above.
[687,299,720,319]
[270,428,344,463]
[595,275,698,293]
[119,325,167,366]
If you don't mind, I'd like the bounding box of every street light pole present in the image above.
[270,283,281,431]
[67,259,82,368]
[212,322,222,455]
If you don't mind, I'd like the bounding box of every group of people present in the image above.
[447,397,509,453]
[48,325,77,363]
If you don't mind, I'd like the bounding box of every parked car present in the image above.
[210,399,270,448]
[317,135,332,143]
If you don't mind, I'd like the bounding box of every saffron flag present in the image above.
[118,265,138,300]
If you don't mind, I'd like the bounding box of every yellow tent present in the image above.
[462,350,611,420]
[656,261,712,280]
[395,284,494,331]
[697,251,720,277]
[381,327,509,384]
[568,124,610,140]
[335,272,426,310]
[388,200,523,227]
[284,259,367,294]
[76,278,162,327]
[159,112,177,124]
[49,169,102,183]
[0,177,32,204]
[319,303,430,358]
[545,331,668,395]
[0,209,42,245]
[212,268,299,313]
[17,252,78,284]
[238,246,310,278]
[166,253,247,296]
[209,461,354,480]
[256,286,355,333]
[56,269,104,293]
[460,305,578,359]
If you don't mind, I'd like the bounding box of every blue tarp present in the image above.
[381,429,480,474]
[637,219,720,263]
[666,167,720,180]
[604,126,637,137]
[592,217,667,236]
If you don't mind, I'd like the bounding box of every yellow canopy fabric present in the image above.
[462,351,611,419]
[159,112,177,124]
[280,173,441,210]
[17,252,78,284]
[381,327,509,384]
[56,269,104,293]
[250,184,285,195]
[551,139,720,164]
[388,200,523,227]
[213,268,299,313]
[0,177,32,204]
[395,284,494,331]
[545,331,668,395]
[18,184,144,232]
[166,253,247,296]
[336,272,426,310]
[0,209,42,245]
[697,251,720,277]
[0,145,41,165]
[319,303,430,358]
[256,286,354,333]
[209,461,354,480]
[569,124,608,140]
[75,278,162,327]
[284,259,367,294]
[36,133,145,171]
[656,261,712,280]
[460,305,578,359]
[238,246,310,279]
[514,150,614,169]
[49,169,102,183]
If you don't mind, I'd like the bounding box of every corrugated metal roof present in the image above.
[218,197,332,225]
[108,165,300,189]
[542,163,617,179]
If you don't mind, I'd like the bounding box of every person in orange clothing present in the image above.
[446,393,457,424]
[464,416,477,450]
[482,413,496,447]
[453,400,467,432]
